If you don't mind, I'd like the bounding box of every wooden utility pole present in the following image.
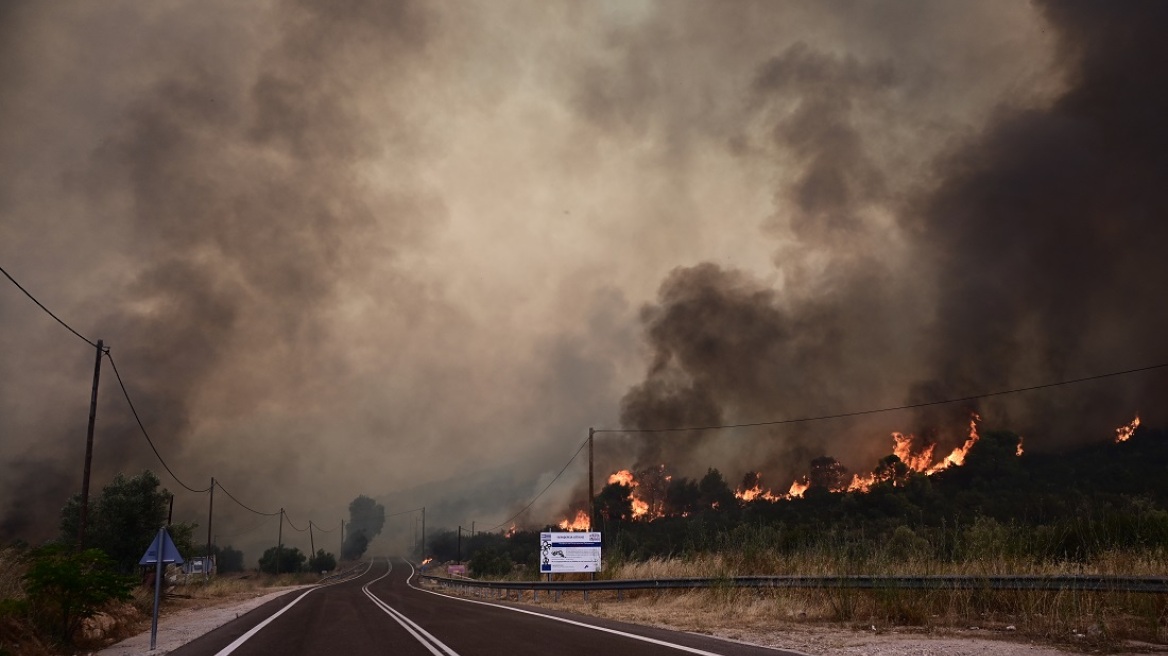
[276,508,284,575]
[309,521,315,558]
[340,519,345,559]
[205,478,214,578]
[78,339,105,547]
[588,427,595,530]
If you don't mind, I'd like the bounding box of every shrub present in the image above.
[22,546,133,644]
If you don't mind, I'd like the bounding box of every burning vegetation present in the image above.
[559,414,1144,530]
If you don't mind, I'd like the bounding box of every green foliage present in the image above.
[307,549,336,573]
[468,547,513,577]
[206,544,245,573]
[342,495,385,560]
[22,546,133,644]
[58,471,196,573]
[258,546,305,574]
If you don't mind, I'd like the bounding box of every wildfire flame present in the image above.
[421,557,433,566]
[787,477,809,498]
[554,411,1138,527]
[504,524,518,538]
[557,509,591,531]
[735,473,782,502]
[1115,415,1140,443]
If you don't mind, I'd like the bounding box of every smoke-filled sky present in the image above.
[2,1,1165,555]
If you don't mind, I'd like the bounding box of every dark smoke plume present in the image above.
[617,1,1168,484]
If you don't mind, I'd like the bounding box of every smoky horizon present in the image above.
[2,0,1166,559]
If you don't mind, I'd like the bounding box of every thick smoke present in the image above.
[615,1,1168,484]
[5,1,1156,546]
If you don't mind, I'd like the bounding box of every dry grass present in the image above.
[434,549,1168,652]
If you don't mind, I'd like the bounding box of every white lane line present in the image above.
[361,559,462,656]
[405,562,739,656]
[213,558,375,656]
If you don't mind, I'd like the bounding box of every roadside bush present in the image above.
[22,546,133,645]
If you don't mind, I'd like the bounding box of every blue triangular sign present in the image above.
[139,528,185,565]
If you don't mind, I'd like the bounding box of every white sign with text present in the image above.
[540,531,601,573]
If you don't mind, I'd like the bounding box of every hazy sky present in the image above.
[2,1,1165,556]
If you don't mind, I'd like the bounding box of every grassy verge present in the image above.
[0,547,325,655]
[430,547,1168,653]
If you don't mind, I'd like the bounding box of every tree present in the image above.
[258,546,305,574]
[22,545,134,644]
[206,544,245,573]
[698,468,736,510]
[665,477,700,516]
[307,549,336,573]
[58,471,197,573]
[468,547,512,577]
[807,457,850,492]
[594,482,634,525]
[342,495,385,560]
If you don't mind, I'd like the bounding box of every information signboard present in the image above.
[539,531,601,573]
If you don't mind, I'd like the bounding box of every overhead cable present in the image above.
[594,362,1168,435]
[0,264,99,348]
[106,352,211,493]
[215,479,281,517]
[485,436,590,532]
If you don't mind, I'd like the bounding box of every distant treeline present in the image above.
[429,426,1168,576]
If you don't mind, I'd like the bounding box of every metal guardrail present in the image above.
[419,573,1168,595]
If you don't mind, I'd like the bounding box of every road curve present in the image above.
[169,557,801,656]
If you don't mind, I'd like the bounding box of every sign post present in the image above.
[139,527,185,650]
[539,532,602,574]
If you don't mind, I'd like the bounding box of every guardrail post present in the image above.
[584,590,589,602]
[617,589,622,601]
[555,590,560,602]
[534,588,539,602]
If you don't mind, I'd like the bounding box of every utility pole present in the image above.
[340,519,345,560]
[276,508,284,575]
[167,494,174,525]
[309,521,316,559]
[457,526,462,563]
[78,339,105,548]
[205,478,214,579]
[588,427,595,531]
[421,506,426,559]
[471,521,475,539]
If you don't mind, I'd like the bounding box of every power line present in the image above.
[285,512,308,532]
[215,479,280,517]
[106,352,211,494]
[2,263,344,533]
[385,506,425,520]
[216,514,276,541]
[595,362,1168,435]
[309,520,338,533]
[485,436,590,532]
[0,264,98,348]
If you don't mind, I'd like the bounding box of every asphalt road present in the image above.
[169,557,801,656]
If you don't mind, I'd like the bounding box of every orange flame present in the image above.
[735,473,781,502]
[926,412,981,474]
[557,510,591,531]
[1016,436,1025,456]
[609,469,637,487]
[421,557,433,566]
[787,477,809,498]
[504,524,518,538]
[1115,415,1140,443]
